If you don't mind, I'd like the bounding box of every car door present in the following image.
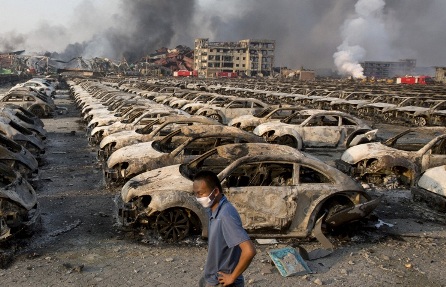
[299,115,341,147]
[222,161,298,232]
[340,116,362,145]
[420,138,446,172]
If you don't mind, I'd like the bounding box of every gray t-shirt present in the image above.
[204,196,250,285]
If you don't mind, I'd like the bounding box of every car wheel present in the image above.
[413,116,427,127]
[29,106,45,118]
[274,135,297,148]
[382,112,392,121]
[155,208,190,242]
[357,108,367,118]
[207,113,222,123]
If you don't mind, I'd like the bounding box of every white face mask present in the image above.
[196,188,216,208]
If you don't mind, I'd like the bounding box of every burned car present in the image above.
[0,134,39,180]
[118,143,379,242]
[88,108,187,145]
[411,165,446,212]
[0,88,55,118]
[195,98,270,124]
[253,110,375,150]
[336,130,446,187]
[105,125,265,185]
[0,105,47,140]
[411,100,446,127]
[0,162,39,241]
[228,106,303,132]
[98,115,219,161]
[0,117,45,159]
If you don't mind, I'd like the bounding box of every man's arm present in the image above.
[218,240,256,286]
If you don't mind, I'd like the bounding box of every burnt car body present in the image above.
[337,130,446,187]
[88,108,187,145]
[105,125,265,185]
[253,110,375,150]
[118,143,379,242]
[0,106,47,140]
[0,163,39,241]
[228,106,304,132]
[0,117,45,159]
[0,134,39,180]
[411,100,446,127]
[411,165,446,212]
[98,115,219,161]
[0,89,55,118]
[195,98,270,124]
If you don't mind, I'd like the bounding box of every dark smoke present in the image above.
[1,0,445,69]
[0,32,26,53]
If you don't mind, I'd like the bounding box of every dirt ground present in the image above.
[0,85,445,287]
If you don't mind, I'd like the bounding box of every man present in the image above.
[194,170,256,287]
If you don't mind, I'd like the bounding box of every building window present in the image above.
[236,64,239,67]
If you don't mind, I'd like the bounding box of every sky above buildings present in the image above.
[1,0,445,75]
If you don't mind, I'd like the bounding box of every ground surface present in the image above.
[0,86,445,287]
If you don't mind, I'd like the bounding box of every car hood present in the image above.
[100,130,143,149]
[253,122,292,135]
[107,141,164,168]
[121,164,192,202]
[341,142,413,164]
[228,115,257,125]
[417,165,446,197]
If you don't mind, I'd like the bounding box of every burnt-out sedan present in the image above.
[253,110,375,150]
[98,115,219,161]
[118,143,379,242]
[337,130,446,187]
[411,165,446,212]
[105,125,265,186]
[0,162,39,241]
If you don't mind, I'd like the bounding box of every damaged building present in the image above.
[194,38,275,78]
[361,59,416,78]
[435,67,446,84]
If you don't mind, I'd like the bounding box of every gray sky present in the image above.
[1,0,445,71]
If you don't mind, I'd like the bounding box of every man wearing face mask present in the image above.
[193,170,256,287]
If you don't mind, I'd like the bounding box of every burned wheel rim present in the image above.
[274,135,297,148]
[382,112,392,121]
[155,208,190,242]
[414,116,427,127]
[29,106,45,118]
[207,113,222,123]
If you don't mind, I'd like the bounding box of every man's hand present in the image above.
[217,271,235,286]
[217,240,256,286]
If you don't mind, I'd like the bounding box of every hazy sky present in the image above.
[1,0,445,72]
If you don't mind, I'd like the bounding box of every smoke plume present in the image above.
[1,0,446,71]
[333,0,394,78]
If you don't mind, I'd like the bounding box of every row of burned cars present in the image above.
[69,77,446,244]
[0,77,62,241]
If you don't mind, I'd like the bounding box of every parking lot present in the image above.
[0,81,445,286]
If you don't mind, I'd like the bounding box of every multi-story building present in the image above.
[361,59,416,78]
[435,67,446,84]
[193,38,275,78]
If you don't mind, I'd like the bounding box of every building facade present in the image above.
[435,67,446,84]
[193,38,275,78]
[361,59,416,78]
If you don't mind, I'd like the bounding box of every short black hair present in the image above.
[193,170,223,194]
